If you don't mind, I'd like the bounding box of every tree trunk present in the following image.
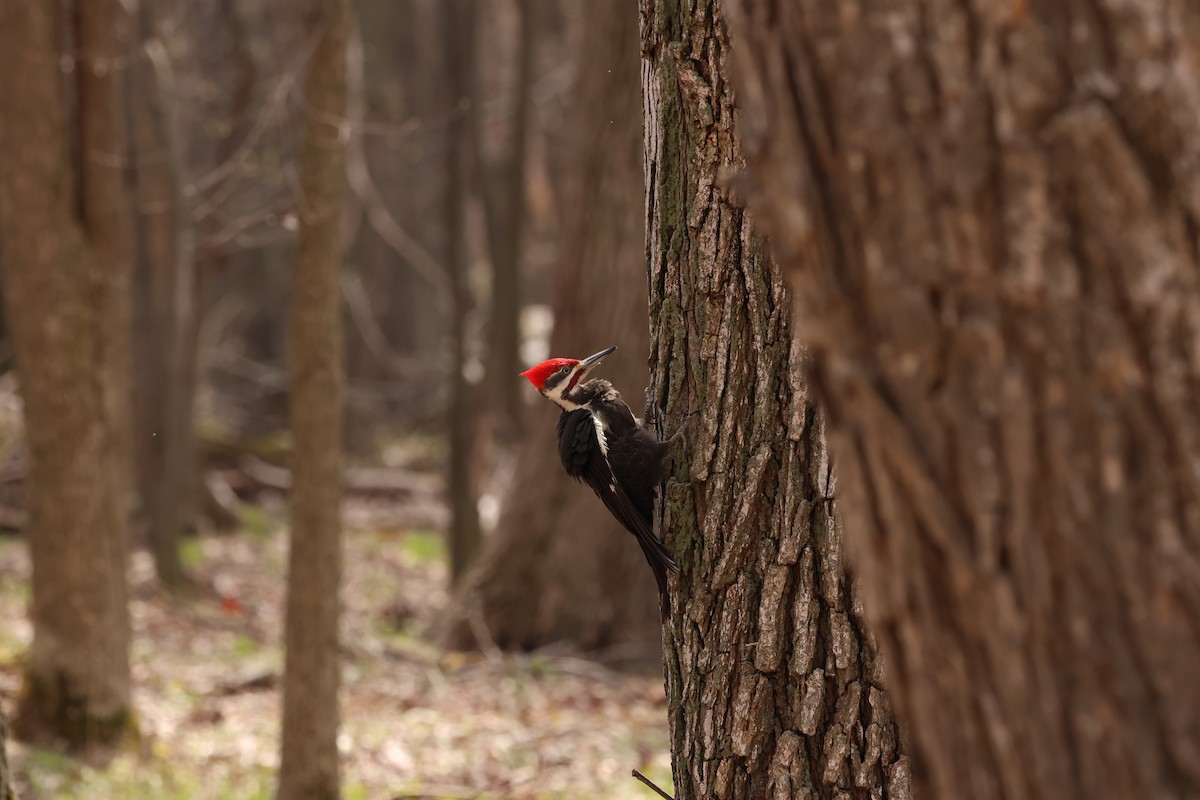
[277,0,347,796]
[479,0,538,444]
[722,2,1200,799]
[0,712,13,800]
[445,0,483,584]
[186,0,256,523]
[129,0,196,590]
[642,3,910,798]
[443,0,662,653]
[342,0,447,443]
[381,0,445,364]
[0,0,135,750]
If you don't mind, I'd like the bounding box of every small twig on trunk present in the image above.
[632,769,675,800]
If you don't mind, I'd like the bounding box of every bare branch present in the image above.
[340,272,424,375]
[344,23,449,299]
[185,31,319,203]
[632,769,675,800]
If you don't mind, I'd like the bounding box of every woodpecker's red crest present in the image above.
[519,358,579,390]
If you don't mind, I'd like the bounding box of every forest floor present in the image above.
[0,499,672,800]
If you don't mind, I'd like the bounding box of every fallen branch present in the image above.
[212,670,277,696]
[229,455,441,498]
[200,470,242,530]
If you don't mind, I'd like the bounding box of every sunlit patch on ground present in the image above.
[0,522,672,799]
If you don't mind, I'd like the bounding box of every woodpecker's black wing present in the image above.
[556,408,677,600]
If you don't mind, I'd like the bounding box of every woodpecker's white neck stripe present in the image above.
[547,391,582,411]
[592,412,609,457]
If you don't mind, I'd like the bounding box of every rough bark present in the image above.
[129,0,196,590]
[0,0,135,750]
[722,2,1200,799]
[642,3,910,798]
[446,0,484,584]
[277,0,347,796]
[443,0,662,653]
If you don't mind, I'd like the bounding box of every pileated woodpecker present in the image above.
[519,346,679,606]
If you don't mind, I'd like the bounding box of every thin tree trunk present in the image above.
[341,14,391,456]
[443,0,661,653]
[187,0,256,526]
[277,0,347,796]
[343,0,444,437]
[391,0,446,362]
[722,2,1200,799]
[479,0,538,444]
[0,0,135,750]
[129,0,195,590]
[0,712,13,800]
[446,0,483,584]
[642,3,910,798]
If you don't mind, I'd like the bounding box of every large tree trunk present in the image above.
[277,0,347,796]
[444,0,662,653]
[642,3,910,798]
[722,2,1200,799]
[0,0,135,750]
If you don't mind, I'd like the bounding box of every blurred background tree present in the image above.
[0,713,10,800]
[0,0,601,619]
[129,0,199,590]
[444,0,484,585]
[277,0,348,796]
[0,0,135,750]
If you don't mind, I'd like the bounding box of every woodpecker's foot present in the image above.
[666,410,698,447]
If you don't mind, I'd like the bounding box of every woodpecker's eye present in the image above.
[559,366,570,374]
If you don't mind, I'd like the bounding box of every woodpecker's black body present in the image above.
[521,347,678,608]
[555,381,678,599]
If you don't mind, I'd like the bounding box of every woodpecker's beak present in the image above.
[578,346,616,373]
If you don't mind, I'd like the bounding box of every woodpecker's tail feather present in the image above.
[636,536,676,616]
